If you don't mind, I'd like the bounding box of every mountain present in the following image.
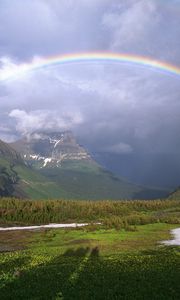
[0,140,22,162]
[11,131,91,168]
[0,140,22,196]
[10,131,168,200]
[0,140,69,199]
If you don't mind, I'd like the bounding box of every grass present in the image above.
[39,160,168,200]
[169,188,180,200]
[0,248,179,300]
[40,165,140,200]
[0,198,179,299]
[1,198,179,225]
[14,165,69,199]
[0,223,180,299]
[26,223,178,254]
[0,155,68,199]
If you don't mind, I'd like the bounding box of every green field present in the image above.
[0,198,179,299]
[1,198,179,225]
[0,224,179,300]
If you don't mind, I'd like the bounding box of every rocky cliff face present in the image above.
[0,140,22,163]
[0,140,23,196]
[11,131,91,168]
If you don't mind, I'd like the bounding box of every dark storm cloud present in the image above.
[0,0,180,155]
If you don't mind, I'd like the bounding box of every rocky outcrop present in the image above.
[11,131,91,168]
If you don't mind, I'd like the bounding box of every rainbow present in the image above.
[1,52,180,81]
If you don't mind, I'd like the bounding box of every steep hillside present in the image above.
[0,140,68,199]
[0,139,22,163]
[10,132,168,200]
[0,140,22,196]
[168,187,180,200]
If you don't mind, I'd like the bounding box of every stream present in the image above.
[0,223,89,231]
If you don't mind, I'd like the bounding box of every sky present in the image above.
[0,0,180,156]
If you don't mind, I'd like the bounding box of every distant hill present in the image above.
[9,131,168,200]
[168,187,180,200]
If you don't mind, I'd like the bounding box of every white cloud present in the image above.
[0,0,179,154]
[9,109,83,135]
[102,0,159,50]
[0,125,17,142]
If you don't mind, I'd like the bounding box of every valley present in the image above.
[0,132,179,299]
[1,1,180,299]
[0,131,169,200]
[0,138,179,299]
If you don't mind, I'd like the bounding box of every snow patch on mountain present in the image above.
[14,131,92,168]
[30,154,39,160]
[49,134,64,148]
[43,158,52,167]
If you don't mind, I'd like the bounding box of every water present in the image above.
[0,223,89,231]
[162,228,180,246]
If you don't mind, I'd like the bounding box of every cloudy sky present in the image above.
[0,0,180,155]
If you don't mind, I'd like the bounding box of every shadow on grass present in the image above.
[0,246,179,300]
[63,246,90,257]
[0,255,30,274]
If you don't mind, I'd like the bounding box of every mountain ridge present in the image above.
[11,131,91,169]
[0,139,23,196]
[9,130,169,200]
[0,139,69,199]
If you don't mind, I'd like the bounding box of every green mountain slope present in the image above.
[0,140,22,196]
[39,160,168,200]
[14,164,70,200]
[0,140,69,199]
[168,187,180,200]
[10,131,169,200]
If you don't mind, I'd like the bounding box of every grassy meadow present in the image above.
[0,198,180,299]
